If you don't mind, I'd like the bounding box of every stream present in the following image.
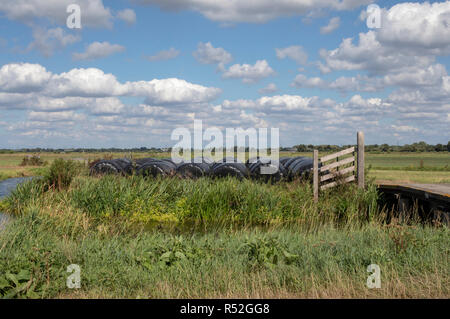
[0,177,33,229]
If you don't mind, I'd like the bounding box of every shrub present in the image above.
[44,158,78,190]
[19,155,46,167]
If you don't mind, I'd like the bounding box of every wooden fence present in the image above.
[313,131,365,202]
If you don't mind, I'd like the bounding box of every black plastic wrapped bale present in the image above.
[279,157,292,167]
[90,160,122,175]
[135,157,157,167]
[245,156,260,167]
[248,158,287,183]
[113,158,133,175]
[288,157,314,180]
[211,162,249,180]
[211,157,244,170]
[176,162,211,179]
[160,158,181,168]
[136,160,177,177]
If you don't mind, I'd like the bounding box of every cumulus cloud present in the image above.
[145,48,180,62]
[133,0,372,23]
[117,8,137,25]
[275,46,308,65]
[258,83,278,95]
[391,125,420,133]
[292,74,386,93]
[72,41,125,60]
[319,2,450,76]
[0,63,222,106]
[222,60,275,84]
[320,16,340,34]
[0,0,113,28]
[28,110,86,122]
[0,63,51,93]
[49,67,128,97]
[126,78,222,105]
[27,27,80,57]
[89,98,125,115]
[377,2,450,52]
[318,31,436,75]
[193,42,232,71]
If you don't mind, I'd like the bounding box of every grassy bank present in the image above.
[1,151,449,183]
[0,212,448,298]
[4,175,379,229]
[0,173,448,298]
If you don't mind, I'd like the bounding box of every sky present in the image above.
[0,0,449,148]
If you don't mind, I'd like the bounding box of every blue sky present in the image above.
[0,0,449,148]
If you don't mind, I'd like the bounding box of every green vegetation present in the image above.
[0,207,448,298]
[292,141,450,153]
[43,158,80,190]
[0,151,448,298]
[5,175,378,228]
[1,151,449,183]
[19,155,46,167]
[0,172,448,298]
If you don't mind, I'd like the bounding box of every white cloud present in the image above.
[193,42,232,70]
[73,42,125,60]
[28,110,86,122]
[292,74,385,93]
[0,63,222,107]
[257,95,316,111]
[117,8,136,25]
[275,46,308,65]
[145,48,180,62]
[0,0,113,28]
[222,60,275,83]
[377,2,450,52]
[292,74,326,89]
[89,98,125,115]
[27,27,80,57]
[0,63,51,93]
[320,16,340,34]
[391,125,420,133]
[319,2,450,76]
[134,0,372,23]
[258,83,278,95]
[49,68,128,97]
[127,78,221,104]
[319,31,435,75]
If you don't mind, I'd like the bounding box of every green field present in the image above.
[1,151,449,183]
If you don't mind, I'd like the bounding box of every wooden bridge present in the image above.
[377,182,450,224]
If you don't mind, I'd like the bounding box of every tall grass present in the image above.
[6,175,380,230]
[0,210,448,298]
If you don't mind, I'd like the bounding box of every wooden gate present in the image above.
[313,132,364,202]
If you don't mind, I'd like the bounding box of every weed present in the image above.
[239,236,298,270]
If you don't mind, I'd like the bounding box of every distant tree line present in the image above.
[0,147,171,154]
[289,141,450,153]
[0,141,448,154]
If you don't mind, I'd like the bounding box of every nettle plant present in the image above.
[239,236,299,270]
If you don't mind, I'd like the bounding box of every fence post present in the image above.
[313,149,319,202]
[357,131,365,189]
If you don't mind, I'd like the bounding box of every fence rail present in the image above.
[313,132,364,202]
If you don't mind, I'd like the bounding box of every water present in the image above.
[0,177,33,229]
